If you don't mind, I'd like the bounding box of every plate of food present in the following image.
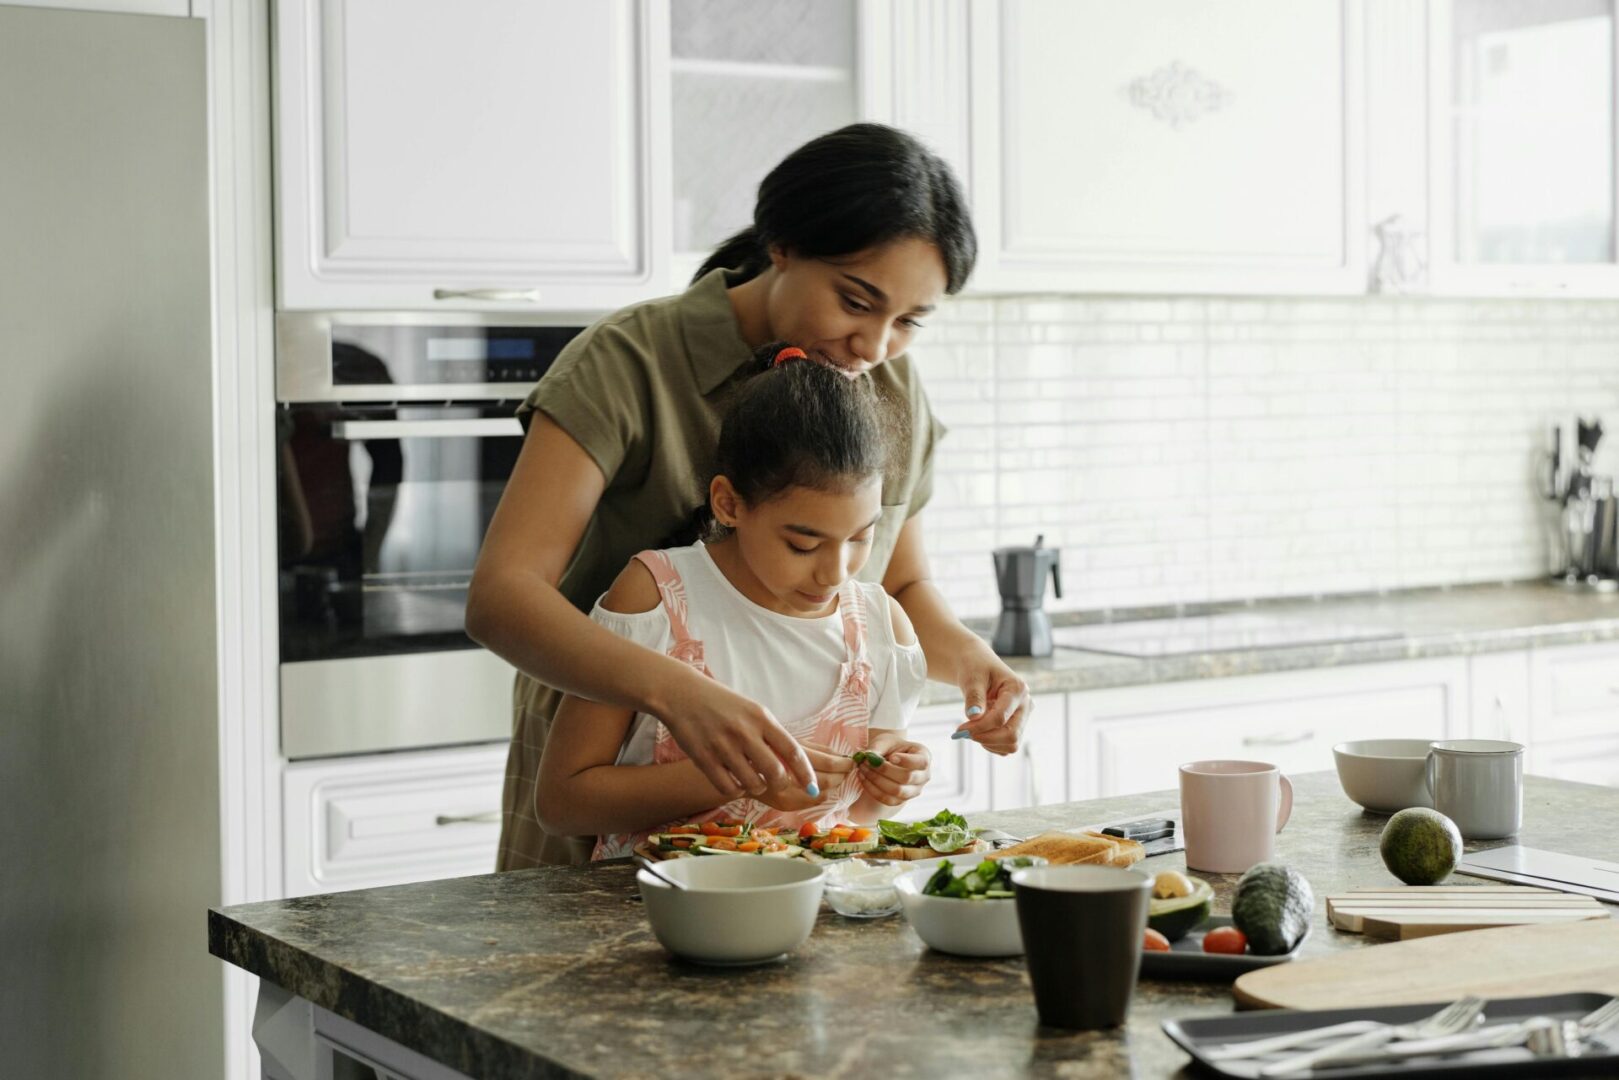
[632,809,991,863]
[1139,865,1313,978]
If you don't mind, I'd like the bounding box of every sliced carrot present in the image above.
[700,821,721,835]
[828,826,854,839]
[810,838,828,851]
[736,841,761,853]
[670,838,693,848]
[708,837,738,850]
[849,827,872,842]
[669,824,701,834]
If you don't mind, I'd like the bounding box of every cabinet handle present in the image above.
[435,810,502,826]
[432,287,542,303]
[1242,731,1314,748]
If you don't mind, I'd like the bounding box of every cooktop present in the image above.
[1050,612,1401,658]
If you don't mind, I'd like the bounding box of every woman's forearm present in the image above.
[893,578,990,683]
[466,568,698,717]
[538,757,726,837]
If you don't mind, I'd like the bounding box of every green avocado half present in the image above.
[1147,877,1214,941]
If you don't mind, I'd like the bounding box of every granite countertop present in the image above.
[925,580,1619,705]
[210,772,1619,1079]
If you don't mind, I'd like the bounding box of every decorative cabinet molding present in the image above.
[274,0,668,311]
[967,0,1367,296]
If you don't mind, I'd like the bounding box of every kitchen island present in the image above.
[211,772,1619,1079]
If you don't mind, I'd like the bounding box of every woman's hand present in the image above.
[753,743,854,813]
[950,645,1031,756]
[856,731,932,805]
[656,669,819,800]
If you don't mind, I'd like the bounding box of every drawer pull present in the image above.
[432,287,541,303]
[1242,731,1314,748]
[435,810,502,826]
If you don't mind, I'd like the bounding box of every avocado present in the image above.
[1148,876,1214,942]
[1380,807,1463,885]
[1231,863,1314,956]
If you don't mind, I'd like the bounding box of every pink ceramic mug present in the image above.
[1179,760,1294,874]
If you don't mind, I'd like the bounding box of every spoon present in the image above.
[635,856,686,890]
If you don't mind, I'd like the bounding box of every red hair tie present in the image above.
[772,346,808,367]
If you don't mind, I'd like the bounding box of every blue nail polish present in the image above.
[951,730,971,741]
[806,782,820,797]
[966,706,984,718]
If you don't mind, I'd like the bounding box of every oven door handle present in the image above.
[329,418,524,440]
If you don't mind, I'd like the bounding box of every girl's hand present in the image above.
[855,731,931,805]
[754,743,853,813]
[951,646,1031,756]
[658,670,819,800]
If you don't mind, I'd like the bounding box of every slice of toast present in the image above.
[991,830,1144,868]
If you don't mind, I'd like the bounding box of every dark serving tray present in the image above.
[1140,916,1305,979]
[1163,992,1618,1078]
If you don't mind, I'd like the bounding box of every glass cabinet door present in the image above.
[668,0,863,277]
[1432,0,1619,293]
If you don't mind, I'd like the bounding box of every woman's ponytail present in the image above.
[692,226,767,285]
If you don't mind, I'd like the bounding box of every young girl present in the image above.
[535,345,931,857]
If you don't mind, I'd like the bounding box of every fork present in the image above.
[1577,996,1619,1040]
[1258,996,1486,1077]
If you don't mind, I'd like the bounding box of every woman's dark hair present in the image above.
[696,344,899,541]
[694,123,977,294]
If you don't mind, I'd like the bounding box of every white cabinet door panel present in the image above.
[971,0,1364,294]
[277,0,665,310]
[903,702,994,820]
[1529,641,1619,745]
[1530,735,1619,789]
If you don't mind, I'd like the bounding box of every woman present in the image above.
[467,123,1031,869]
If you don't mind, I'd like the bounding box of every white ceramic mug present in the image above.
[1179,760,1294,874]
[1425,739,1523,840]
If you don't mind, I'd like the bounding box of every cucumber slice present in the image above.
[820,839,880,854]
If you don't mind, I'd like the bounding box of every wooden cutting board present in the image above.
[1234,917,1619,1010]
[1327,885,1610,940]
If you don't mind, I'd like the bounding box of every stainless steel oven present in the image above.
[276,312,584,758]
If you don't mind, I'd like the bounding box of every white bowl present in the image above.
[823,859,906,918]
[895,863,1025,957]
[1333,738,1435,814]
[637,856,824,966]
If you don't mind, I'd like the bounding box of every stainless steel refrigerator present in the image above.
[0,6,222,1077]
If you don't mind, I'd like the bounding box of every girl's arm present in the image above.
[535,561,734,836]
[882,514,1031,756]
[466,415,816,798]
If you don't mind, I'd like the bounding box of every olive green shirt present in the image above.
[497,267,946,870]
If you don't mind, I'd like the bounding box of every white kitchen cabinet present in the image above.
[902,701,995,820]
[967,0,1366,296]
[282,743,507,898]
[1527,640,1619,783]
[666,0,972,285]
[1529,734,1619,788]
[274,0,668,312]
[1428,0,1619,296]
[902,693,1065,818]
[1067,658,1467,800]
[1468,648,1532,744]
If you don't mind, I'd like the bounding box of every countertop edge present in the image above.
[208,908,587,1080]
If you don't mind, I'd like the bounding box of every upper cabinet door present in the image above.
[275,0,669,312]
[968,0,1366,296]
[1428,0,1619,296]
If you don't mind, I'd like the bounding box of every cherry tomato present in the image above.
[1142,928,1171,952]
[798,822,818,840]
[1202,927,1248,955]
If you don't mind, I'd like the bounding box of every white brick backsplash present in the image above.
[917,295,1619,620]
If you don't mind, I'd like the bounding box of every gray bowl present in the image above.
[1332,739,1435,814]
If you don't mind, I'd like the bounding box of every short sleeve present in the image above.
[866,590,928,731]
[908,399,947,519]
[517,321,653,488]
[587,596,671,654]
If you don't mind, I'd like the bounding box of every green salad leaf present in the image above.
[877,808,978,852]
[921,856,1041,900]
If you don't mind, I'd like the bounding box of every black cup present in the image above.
[1011,865,1154,1030]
